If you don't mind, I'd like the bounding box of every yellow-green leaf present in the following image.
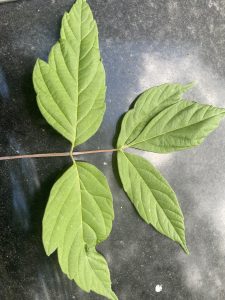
[117,151,188,253]
[43,162,116,299]
[118,83,225,153]
[33,0,106,146]
[129,100,225,153]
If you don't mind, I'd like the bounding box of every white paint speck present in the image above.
[103,162,108,166]
[155,284,162,293]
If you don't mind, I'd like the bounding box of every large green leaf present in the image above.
[117,83,193,148]
[33,0,106,146]
[43,162,116,299]
[117,151,188,253]
[126,100,225,153]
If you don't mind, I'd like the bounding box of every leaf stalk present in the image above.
[0,149,119,161]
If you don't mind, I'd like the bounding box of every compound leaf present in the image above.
[117,151,188,253]
[42,162,116,299]
[33,0,106,146]
[117,83,193,148]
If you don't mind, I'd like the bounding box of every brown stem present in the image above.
[74,149,118,155]
[0,149,118,161]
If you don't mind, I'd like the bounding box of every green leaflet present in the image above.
[118,83,225,153]
[43,163,114,254]
[117,151,188,253]
[43,162,117,299]
[33,0,106,146]
[128,100,225,153]
[117,83,193,148]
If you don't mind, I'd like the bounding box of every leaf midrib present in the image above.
[128,110,225,148]
[74,0,83,147]
[79,179,107,242]
[74,163,86,246]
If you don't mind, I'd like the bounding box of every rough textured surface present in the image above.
[0,0,225,299]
